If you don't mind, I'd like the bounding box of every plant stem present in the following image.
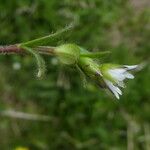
[0,45,55,55]
[35,46,56,55]
[0,110,53,122]
[0,45,22,54]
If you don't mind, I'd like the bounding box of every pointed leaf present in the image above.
[21,46,46,78]
[20,24,74,47]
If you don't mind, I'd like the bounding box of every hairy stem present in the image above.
[35,46,56,55]
[0,44,55,55]
[0,45,22,54]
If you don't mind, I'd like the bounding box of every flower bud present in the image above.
[79,57,101,78]
[55,44,80,65]
[78,57,104,87]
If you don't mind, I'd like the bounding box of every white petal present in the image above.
[111,68,126,74]
[124,65,138,70]
[114,91,120,99]
[104,80,122,99]
[104,80,116,93]
[124,72,134,79]
[115,87,122,95]
[108,69,126,81]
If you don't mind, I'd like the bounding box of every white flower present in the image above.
[100,64,138,99]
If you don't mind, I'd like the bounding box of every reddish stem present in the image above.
[0,45,22,54]
[0,45,55,55]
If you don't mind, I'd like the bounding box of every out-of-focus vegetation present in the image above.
[0,0,149,150]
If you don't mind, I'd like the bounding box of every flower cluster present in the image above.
[0,25,140,99]
[54,43,139,99]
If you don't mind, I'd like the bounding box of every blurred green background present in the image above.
[0,0,149,150]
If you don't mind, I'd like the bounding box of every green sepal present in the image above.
[80,51,111,58]
[76,64,87,88]
[79,46,111,59]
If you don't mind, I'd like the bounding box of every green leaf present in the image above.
[20,24,74,47]
[21,46,46,78]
